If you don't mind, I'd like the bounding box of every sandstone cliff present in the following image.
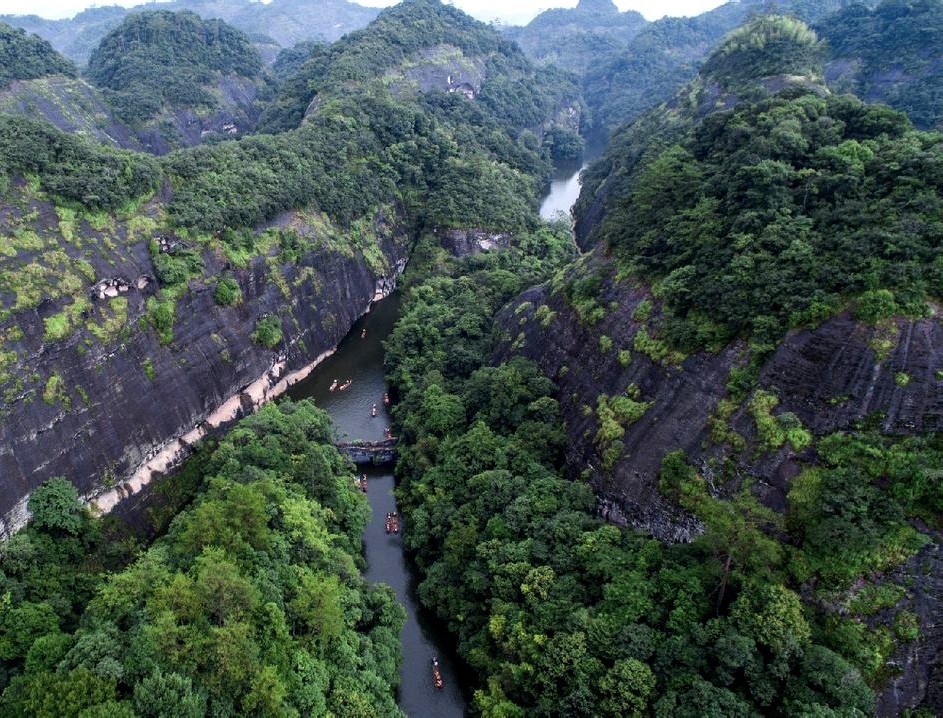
[0,191,410,536]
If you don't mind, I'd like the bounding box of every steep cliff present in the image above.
[497,255,943,538]
[0,0,574,539]
[0,185,409,536]
[504,16,943,714]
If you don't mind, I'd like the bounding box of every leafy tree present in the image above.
[27,477,85,536]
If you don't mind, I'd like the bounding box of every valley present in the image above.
[0,0,940,716]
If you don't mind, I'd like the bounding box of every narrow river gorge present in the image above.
[288,296,467,716]
[283,149,596,716]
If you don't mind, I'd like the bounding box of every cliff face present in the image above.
[495,249,943,713]
[497,251,943,535]
[0,199,410,536]
[0,76,145,151]
[0,74,268,155]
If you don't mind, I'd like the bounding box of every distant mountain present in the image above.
[581,0,873,131]
[503,0,648,76]
[817,0,943,130]
[0,0,379,66]
[507,0,877,132]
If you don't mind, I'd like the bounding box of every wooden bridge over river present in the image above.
[335,438,398,465]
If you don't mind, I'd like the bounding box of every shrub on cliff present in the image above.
[213,276,242,307]
[251,314,283,348]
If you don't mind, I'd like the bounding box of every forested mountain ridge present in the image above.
[0,23,140,149]
[0,22,76,88]
[521,0,869,131]
[84,10,272,153]
[503,0,648,76]
[0,10,273,155]
[259,0,585,162]
[484,15,943,715]
[509,0,943,134]
[1,0,380,66]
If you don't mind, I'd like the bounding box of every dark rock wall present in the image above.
[497,251,943,536]
[495,248,943,714]
[0,208,410,535]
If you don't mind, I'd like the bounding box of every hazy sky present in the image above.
[0,0,728,25]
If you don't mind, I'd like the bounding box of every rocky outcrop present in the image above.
[139,75,269,155]
[0,75,144,150]
[875,534,943,716]
[437,228,511,257]
[0,205,410,537]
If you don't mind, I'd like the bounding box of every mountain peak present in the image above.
[576,0,619,14]
[701,15,825,88]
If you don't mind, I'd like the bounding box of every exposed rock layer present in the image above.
[0,210,410,536]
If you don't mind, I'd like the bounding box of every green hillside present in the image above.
[86,11,263,126]
[0,22,75,88]
[817,0,943,129]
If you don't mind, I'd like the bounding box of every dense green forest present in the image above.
[699,16,825,90]
[0,115,159,210]
[0,1,941,716]
[0,23,75,88]
[257,0,582,146]
[86,10,264,125]
[577,14,943,330]
[382,230,938,716]
[0,402,405,716]
[595,89,942,352]
[816,0,943,129]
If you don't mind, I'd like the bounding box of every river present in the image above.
[539,135,606,222]
[288,295,467,717]
[286,142,599,716]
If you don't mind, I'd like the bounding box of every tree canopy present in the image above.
[86,10,263,125]
[0,401,405,716]
[0,22,75,88]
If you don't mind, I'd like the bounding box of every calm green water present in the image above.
[539,134,607,221]
[288,295,467,717]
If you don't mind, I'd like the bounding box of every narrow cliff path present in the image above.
[288,295,467,717]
